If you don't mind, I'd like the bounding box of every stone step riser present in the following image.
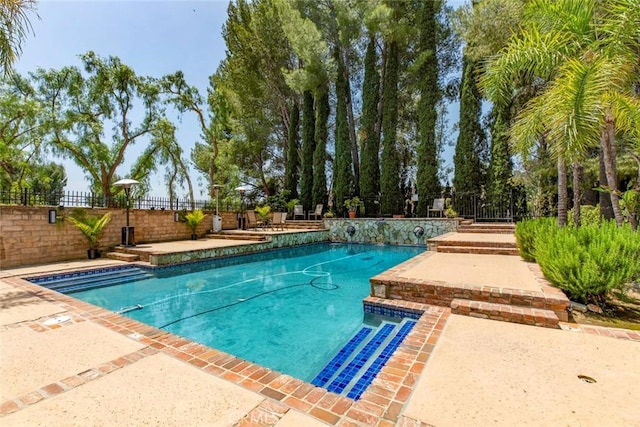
[457,228,514,234]
[431,240,517,249]
[451,298,560,329]
[436,246,520,256]
[106,251,141,262]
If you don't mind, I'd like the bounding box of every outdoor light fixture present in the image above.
[48,209,57,224]
[174,211,180,222]
[113,178,139,247]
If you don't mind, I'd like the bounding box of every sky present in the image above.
[16,0,466,198]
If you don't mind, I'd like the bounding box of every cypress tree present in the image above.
[299,91,315,210]
[359,34,381,216]
[380,41,402,216]
[486,104,513,202]
[453,55,485,194]
[284,102,300,198]
[415,0,441,217]
[333,46,355,214]
[312,86,329,210]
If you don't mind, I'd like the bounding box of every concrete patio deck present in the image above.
[1,233,639,426]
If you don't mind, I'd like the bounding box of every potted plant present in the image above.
[444,198,458,218]
[255,205,271,223]
[184,209,205,240]
[67,208,111,259]
[344,197,363,218]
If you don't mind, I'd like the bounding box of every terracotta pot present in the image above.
[348,211,357,218]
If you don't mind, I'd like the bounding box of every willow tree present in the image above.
[33,52,177,200]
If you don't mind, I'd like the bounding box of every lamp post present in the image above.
[235,185,247,230]
[113,178,139,246]
[213,184,222,232]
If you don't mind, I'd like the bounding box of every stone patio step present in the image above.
[105,252,141,262]
[433,239,517,249]
[451,298,560,328]
[458,225,515,234]
[207,233,268,241]
[436,245,519,256]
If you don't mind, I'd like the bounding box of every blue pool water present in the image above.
[67,243,422,381]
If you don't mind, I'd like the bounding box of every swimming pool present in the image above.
[39,243,422,384]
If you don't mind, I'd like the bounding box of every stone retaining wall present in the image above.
[0,206,239,269]
[149,230,330,265]
[324,218,456,246]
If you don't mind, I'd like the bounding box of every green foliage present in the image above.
[284,102,300,198]
[312,87,328,210]
[264,190,290,213]
[453,55,486,194]
[254,205,271,221]
[358,34,381,215]
[343,196,364,212]
[0,0,37,76]
[444,198,457,218]
[332,46,355,212]
[486,105,513,202]
[299,91,315,211]
[184,209,205,234]
[567,205,601,227]
[380,41,402,215]
[536,221,640,305]
[514,217,556,262]
[67,208,111,249]
[286,198,300,215]
[415,0,441,216]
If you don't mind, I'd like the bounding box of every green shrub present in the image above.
[514,217,556,262]
[255,205,271,221]
[535,221,640,305]
[567,205,601,227]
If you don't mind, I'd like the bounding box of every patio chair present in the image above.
[293,204,305,220]
[246,210,264,229]
[308,204,323,220]
[429,198,445,218]
[272,212,287,230]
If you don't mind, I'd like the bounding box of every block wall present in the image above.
[0,206,240,269]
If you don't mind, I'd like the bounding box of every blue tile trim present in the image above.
[26,265,145,284]
[326,323,396,395]
[311,327,373,387]
[363,302,423,320]
[346,320,416,400]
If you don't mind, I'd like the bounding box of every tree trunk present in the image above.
[601,114,623,225]
[572,162,582,227]
[557,155,568,227]
[599,150,613,219]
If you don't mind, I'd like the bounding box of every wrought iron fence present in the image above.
[422,189,527,222]
[0,189,242,211]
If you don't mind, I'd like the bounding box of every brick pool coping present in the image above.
[0,275,451,426]
[370,251,571,322]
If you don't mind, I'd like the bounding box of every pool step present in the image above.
[29,267,154,294]
[311,318,416,400]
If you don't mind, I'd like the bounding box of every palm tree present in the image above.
[482,0,640,226]
[0,0,38,76]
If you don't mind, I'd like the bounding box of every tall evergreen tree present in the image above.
[415,0,441,216]
[453,55,485,194]
[486,104,513,201]
[359,34,381,216]
[299,90,315,209]
[284,101,300,198]
[380,41,402,215]
[333,46,355,213]
[312,86,329,210]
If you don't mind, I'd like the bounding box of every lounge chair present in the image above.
[246,210,264,229]
[293,204,305,220]
[308,204,323,220]
[429,198,445,218]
